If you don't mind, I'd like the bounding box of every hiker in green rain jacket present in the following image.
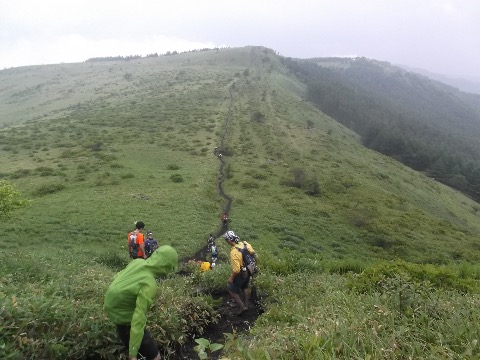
[104,245,178,360]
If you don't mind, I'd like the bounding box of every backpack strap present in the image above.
[237,243,254,266]
[237,242,257,276]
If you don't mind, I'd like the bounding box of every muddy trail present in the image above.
[169,87,263,360]
[168,289,264,360]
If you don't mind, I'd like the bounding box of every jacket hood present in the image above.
[144,245,178,277]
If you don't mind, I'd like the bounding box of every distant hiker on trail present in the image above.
[223,230,258,315]
[104,245,178,360]
[128,221,146,260]
[206,234,219,264]
[221,212,229,226]
[144,230,159,259]
[207,234,215,252]
[210,242,218,264]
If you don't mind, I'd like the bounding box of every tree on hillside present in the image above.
[304,176,321,196]
[292,168,306,188]
[0,181,30,219]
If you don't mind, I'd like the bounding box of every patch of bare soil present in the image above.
[168,288,263,360]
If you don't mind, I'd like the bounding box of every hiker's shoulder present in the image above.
[244,241,255,252]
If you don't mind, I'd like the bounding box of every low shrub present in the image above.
[170,174,184,183]
[110,163,124,169]
[120,173,134,179]
[34,166,56,176]
[167,164,180,170]
[32,183,66,196]
[325,259,366,275]
[191,263,231,294]
[251,171,268,180]
[10,168,32,179]
[347,260,480,293]
[0,181,30,218]
[241,180,259,189]
[60,149,77,158]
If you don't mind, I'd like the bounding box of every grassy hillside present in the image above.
[2,46,480,359]
[282,56,480,202]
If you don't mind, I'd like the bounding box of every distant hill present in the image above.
[282,56,480,201]
[398,65,480,95]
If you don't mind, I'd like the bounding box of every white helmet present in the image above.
[223,230,238,243]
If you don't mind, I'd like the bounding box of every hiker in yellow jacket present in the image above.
[104,245,178,360]
[223,230,257,315]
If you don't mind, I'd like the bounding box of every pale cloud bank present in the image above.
[1,0,479,78]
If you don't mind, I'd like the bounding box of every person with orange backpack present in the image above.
[128,221,146,260]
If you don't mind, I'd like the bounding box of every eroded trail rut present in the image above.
[171,87,262,360]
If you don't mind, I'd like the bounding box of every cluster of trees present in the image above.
[281,57,480,201]
[85,48,224,63]
[86,55,142,62]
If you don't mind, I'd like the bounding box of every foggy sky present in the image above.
[1,0,479,79]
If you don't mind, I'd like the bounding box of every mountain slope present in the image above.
[398,64,480,95]
[2,47,480,359]
[2,47,480,263]
[282,56,480,201]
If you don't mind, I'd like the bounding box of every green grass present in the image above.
[2,46,480,359]
[231,270,480,359]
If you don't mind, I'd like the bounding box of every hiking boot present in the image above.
[236,306,248,316]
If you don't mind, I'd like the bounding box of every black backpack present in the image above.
[236,242,257,275]
[144,238,158,257]
[129,232,139,258]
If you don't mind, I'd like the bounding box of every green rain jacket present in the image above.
[104,245,178,358]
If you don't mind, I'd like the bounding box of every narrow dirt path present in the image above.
[171,86,263,360]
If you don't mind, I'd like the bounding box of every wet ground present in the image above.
[169,289,263,360]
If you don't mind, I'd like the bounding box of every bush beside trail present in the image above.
[226,269,480,359]
[0,252,218,359]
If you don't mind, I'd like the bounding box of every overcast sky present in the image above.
[1,0,479,79]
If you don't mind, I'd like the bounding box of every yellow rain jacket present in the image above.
[104,245,178,358]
